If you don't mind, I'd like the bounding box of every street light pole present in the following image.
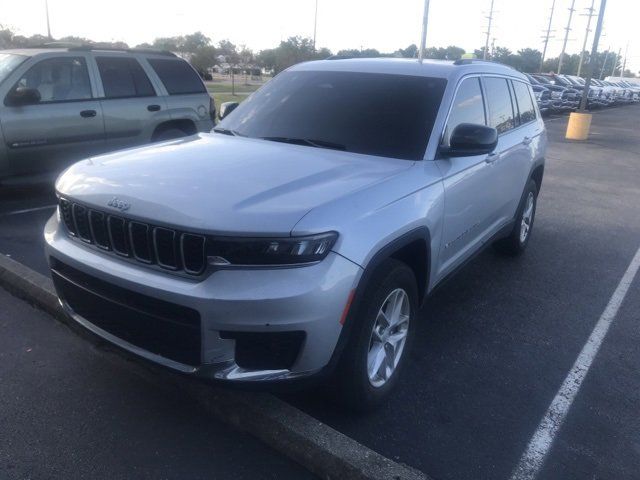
[45,0,52,39]
[418,0,430,62]
[312,0,318,50]
[579,0,607,112]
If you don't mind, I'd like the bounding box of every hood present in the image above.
[56,133,413,236]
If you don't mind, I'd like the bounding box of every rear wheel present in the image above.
[334,259,417,410]
[494,179,538,255]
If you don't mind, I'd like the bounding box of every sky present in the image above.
[2,0,639,73]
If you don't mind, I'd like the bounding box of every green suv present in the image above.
[0,47,215,184]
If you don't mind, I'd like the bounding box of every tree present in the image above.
[336,48,381,58]
[257,37,332,75]
[395,44,418,58]
[515,48,542,73]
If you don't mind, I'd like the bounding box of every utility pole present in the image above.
[558,0,576,74]
[312,0,318,50]
[599,47,610,79]
[579,0,607,111]
[540,0,556,72]
[610,47,621,77]
[45,0,52,39]
[418,0,430,62]
[483,0,495,60]
[576,0,596,77]
[621,42,629,77]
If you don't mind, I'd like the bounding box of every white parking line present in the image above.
[510,244,640,480]
[1,205,56,217]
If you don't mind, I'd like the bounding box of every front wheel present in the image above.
[334,259,418,410]
[494,179,538,255]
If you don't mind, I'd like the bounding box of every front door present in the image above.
[0,55,105,178]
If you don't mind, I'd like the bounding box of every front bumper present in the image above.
[44,214,362,382]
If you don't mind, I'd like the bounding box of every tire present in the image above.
[494,179,538,256]
[153,127,187,142]
[334,258,418,411]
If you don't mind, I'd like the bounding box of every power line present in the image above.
[558,0,577,74]
[483,0,495,60]
[540,0,556,72]
[577,0,596,77]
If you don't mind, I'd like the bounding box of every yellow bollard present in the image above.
[565,111,593,140]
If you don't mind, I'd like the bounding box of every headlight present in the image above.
[551,91,562,99]
[207,232,338,266]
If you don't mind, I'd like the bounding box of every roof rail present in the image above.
[19,43,176,57]
[453,58,515,69]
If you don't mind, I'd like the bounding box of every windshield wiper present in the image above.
[260,136,346,151]
[213,127,243,136]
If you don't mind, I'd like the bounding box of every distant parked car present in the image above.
[0,47,215,184]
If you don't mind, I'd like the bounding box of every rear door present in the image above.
[1,54,104,177]
[481,76,529,227]
[94,55,170,152]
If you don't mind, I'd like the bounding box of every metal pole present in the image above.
[621,42,629,77]
[599,47,610,79]
[611,47,621,77]
[577,0,596,77]
[45,0,52,39]
[483,0,495,60]
[540,0,556,72]
[418,0,430,62]
[579,0,607,111]
[312,0,318,50]
[558,0,576,74]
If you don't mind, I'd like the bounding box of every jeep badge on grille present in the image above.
[107,197,131,212]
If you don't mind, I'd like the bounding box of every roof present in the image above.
[290,57,527,82]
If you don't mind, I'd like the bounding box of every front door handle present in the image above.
[147,104,161,112]
[80,109,97,118]
[485,152,499,164]
[522,136,532,145]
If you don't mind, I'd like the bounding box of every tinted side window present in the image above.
[445,77,485,144]
[14,57,91,102]
[147,59,206,95]
[512,80,536,124]
[483,77,515,134]
[97,57,155,98]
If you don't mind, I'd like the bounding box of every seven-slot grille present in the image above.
[58,198,206,275]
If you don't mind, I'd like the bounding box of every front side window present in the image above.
[483,77,515,134]
[444,77,485,145]
[0,53,26,86]
[13,57,91,102]
[512,80,536,124]
[218,70,447,160]
[97,57,155,99]
[147,58,206,95]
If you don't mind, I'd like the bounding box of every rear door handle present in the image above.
[522,136,532,145]
[485,152,499,164]
[147,104,161,112]
[80,110,97,118]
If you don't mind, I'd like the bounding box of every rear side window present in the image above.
[97,57,155,99]
[512,80,537,124]
[483,77,515,134]
[147,58,206,95]
[444,77,485,144]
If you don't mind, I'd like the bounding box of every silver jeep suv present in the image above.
[0,47,214,184]
[44,58,546,408]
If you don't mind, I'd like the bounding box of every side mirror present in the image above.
[443,123,498,157]
[5,87,41,107]
[218,101,239,121]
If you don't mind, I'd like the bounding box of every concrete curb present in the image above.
[0,254,429,480]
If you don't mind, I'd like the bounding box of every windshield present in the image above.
[532,75,551,85]
[217,70,447,161]
[0,53,26,86]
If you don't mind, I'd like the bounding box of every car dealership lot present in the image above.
[1,105,640,479]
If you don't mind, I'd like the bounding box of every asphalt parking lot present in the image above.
[1,105,640,480]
